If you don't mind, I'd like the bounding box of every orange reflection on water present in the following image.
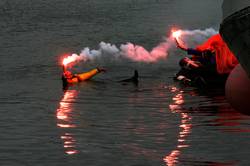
[57,124,76,128]
[164,88,192,166]
[57,90,77,122]
[56,90,78,155]
[62,133,78,155]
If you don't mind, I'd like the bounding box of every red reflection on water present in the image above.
[164,88,192,166]
[212,106,250,133]
[56,90,78,155]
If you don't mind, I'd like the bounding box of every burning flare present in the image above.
[62,54,78,66]
[172,29,188,51]
[172,30,182,40]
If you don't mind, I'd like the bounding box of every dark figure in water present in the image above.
[118,70,139,86]
[174,34,238,88]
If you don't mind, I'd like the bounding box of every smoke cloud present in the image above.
[63,28,218,65]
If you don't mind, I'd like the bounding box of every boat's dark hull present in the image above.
[220,6,250,77]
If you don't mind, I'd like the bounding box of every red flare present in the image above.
[62,56,75,66]
[172,30,182,39]
[171,29,187,51]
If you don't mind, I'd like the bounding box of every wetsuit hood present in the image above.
[64,71,73,79]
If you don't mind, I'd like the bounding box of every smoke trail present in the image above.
[179,28,218,47]
[120,38,174,63]
[80,42,121,61]
[63,28,218,65]
[182,28,217,37]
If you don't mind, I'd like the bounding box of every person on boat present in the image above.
[175,34,238,86]
[62,65,106,88]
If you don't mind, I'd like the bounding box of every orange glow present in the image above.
[62,53,82,67]
[172,29,187,50]
[170,87,178,93]
[56,90,79,155]
[63,55,75,66]
[56,90,77,123]
[164,87,192,166]
[57,124,76,128]
[64,145,74,148]
[64,141,74,145]
[61,135,72,139]
[169,104,181,112]
[172,30,182,39]
[163,150,180,165]
[177,145,189,148]
[169,91,185,112]
[66,150,78,155]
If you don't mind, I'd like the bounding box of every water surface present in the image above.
[1,0,250,165]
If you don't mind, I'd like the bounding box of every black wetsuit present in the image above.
[187,48,216,69]
[176,48,227,87]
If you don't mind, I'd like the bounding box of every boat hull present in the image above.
[220,6,250,77]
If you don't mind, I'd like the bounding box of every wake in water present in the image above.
[62,28,218,65]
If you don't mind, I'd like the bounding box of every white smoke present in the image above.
[179,28,218,47]
[65,28,218,64]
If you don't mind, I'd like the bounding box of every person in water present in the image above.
[62,65,106,89]
[175,34,238,86]
[118,70,139,86]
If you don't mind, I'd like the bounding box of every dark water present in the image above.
[1,0,250,165]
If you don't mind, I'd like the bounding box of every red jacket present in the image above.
[196,34,238,74]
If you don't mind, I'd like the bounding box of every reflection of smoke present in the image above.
[65,28,217,64]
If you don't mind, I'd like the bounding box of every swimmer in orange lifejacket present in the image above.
[62,65,106,89]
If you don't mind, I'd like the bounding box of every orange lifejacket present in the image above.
[196,34,238,74]
[65,68,100,84]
